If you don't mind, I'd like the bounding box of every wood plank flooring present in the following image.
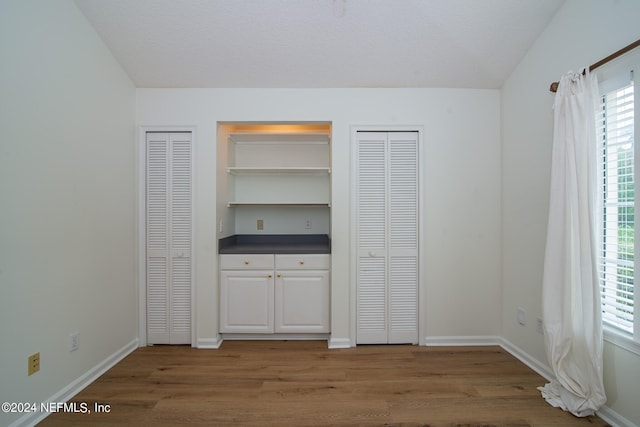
[38,341,609,426]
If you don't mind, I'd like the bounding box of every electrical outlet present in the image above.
[517,307,526,326]
[69,332,79,352]
[28,352,40,376]
[257,219,264,230]
[304,219,312,229]
[536,318,544,334]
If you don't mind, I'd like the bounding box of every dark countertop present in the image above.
[219,234,331,254]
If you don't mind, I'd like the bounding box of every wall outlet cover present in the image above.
[28,352,40,376]
[69,332,79,352]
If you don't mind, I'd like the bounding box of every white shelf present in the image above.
[228,167,331,175]
[225,130,332,217]
[228,202,331,207]
[229,133,330,145]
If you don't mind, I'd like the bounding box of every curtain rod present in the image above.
[549,38,640,93]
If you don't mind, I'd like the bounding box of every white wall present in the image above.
[0,1,136,425]
[136,87,502,347]
[2,0,637,424]
[501,0,640,424]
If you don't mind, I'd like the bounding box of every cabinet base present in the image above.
[220,333,330,341]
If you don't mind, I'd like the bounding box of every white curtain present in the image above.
[538,68,607,417]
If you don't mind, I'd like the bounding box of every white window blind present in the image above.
[597,75,635,334]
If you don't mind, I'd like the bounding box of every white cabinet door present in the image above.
[275,270,330,333]
[146,132,192,345]
[356,131,419,344]
[220,270,274,333]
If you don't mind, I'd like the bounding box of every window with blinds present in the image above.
[597,74,635,335]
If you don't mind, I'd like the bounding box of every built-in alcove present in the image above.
[216,122,332,237]
[216,122,333,338]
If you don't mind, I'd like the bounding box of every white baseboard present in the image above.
[596,405,638,427]
[498,337,554,381]
[328,337,352,349]
[424,335,502,346]
[220,333,329,341]
[201,335,344,349]
[10,338,138,427]
[196,336,223,349]
[423,336,553,381]
[498,338,635,427]
[422,336,554,381]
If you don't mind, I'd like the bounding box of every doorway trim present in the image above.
[137,125,197,346]
[349,125,425,346]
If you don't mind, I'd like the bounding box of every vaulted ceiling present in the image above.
[74,0,564,88]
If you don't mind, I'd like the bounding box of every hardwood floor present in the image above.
[39,341,609,426]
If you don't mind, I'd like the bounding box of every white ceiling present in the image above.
[74,0,564,89]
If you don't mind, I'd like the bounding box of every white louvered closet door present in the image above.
[146,132,192,345]
[356,131,418,344]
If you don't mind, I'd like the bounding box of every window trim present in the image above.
[596,50,640,352]
[597,80,635,334]
[604,326,640,355]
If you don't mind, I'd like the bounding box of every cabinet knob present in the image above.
[268,274,272,278]
[244,260,249,265]
[299,260,305,265]
[277,274,281,278]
